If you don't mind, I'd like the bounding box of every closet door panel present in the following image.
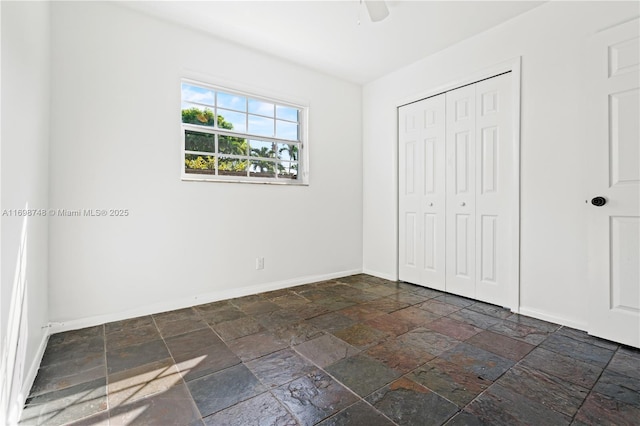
[475,73,514,307]
[446,85,476,299]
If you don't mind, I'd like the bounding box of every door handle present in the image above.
[460,202,466,207]
[591,196,607,207]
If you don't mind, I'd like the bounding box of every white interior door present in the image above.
[474,74,515,307]
[398,94,446,290]
[446,85,477,299]
[587,19,640,348]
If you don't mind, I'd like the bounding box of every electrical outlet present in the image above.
[256,257,264,270]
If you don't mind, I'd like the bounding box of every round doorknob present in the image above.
[428,202,434,207]
[591,196,607,207]
[460,202,466,207]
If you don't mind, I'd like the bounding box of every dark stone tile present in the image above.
[314,297,358,312]
[246,349,317,388]
[365,339,435,373]
[449,309,504,330]
[199,306,247,325]
[105,323,161,350]
[541,333,614,368]
[467,330,535,361]
[488,319,550,345]
[362,298,410,314]
[397,328,461,356]
[557,327,619,351]
[317,400,394,426]
[109,382,202,426]
[520,347,603,389]
[187,364,266,417]
[104,317,153,335]
[294,334,360,367]
[106,339,171,375]
[339,305,386,322]
[466,383,572,426]
[333,323,389,349]
[306,312,357,333]
[29,352,105,397]
[365,314,414,337]
[434,294,475,308]
[230,294,266,308]
[418,299,462,316]
[325,354,401,397]
[406,285,444,299]
[21,378,107,426]
[240,300,282,315]
[466,301,513,319]
[289,303,332,320]
[408,358,490,407]
[607,350,640,380]
[593,369,640,408]
[272,370,358,426]
[271,293,311,309]
[41,335,104,367]
[227,330,289,361]
[212,316,265,341]
[155,316,209,339]
[389,306,441,328]
[365,284,400,297]
[427,317,483,341]
[438,343,514,381]
[365,377,458,426]
[193,300,233,314]
[152,307,200,326]
[505,313,560,333]
[108,358,182,407]
[254,310,303,329]
[574,391,640,426]
[203,392,296,425]
[173,342,241,382]
[341,289,384,303]
[445,411,491,426]
[385,291,430,306]
[163,328,224,360]
[496,364,589,417]
[273,321,324,346]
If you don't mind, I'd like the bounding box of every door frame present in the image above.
[395,57,522,311]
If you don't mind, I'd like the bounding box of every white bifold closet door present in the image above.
[399,72,516,308]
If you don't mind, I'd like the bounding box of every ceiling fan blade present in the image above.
[364,1,389,22]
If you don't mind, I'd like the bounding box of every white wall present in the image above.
[0,1,51,422]
[48,2,363,326]
[363,1,639,329]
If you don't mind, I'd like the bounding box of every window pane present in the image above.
[248,99,274,117]
[248,115,274,137]
[185,131,215,153]
[181,83,215,106]
[185,154,216,174]
[278,161,298,180]
[250,140,276,158]
[218,109,246,133]
[276,105,298,122]
[276,120,298,141]
[276,143,299,161]
[250,160,276,178]
[218,91,246,112]
[219,135,247,156]
[182,107,215,126]
[218,157,248,176]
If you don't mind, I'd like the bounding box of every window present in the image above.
[181,80,306,184]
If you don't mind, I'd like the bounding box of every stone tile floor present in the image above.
[20,274,640,425]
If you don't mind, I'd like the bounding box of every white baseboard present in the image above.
[518,306,588,331]
[362,268,397,282]
[49,268,362,334]
[10,331,49,426]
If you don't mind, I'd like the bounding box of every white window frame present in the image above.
[181,78,309,185]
